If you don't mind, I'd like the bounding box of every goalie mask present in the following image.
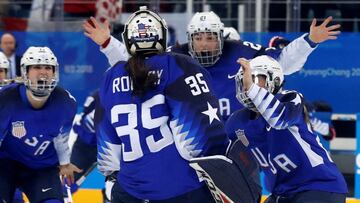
[122,6,168,56]
[235,55,284,111]
[21,46,59,98]
[187,11,224,67]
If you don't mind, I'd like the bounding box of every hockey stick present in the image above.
[65,183,73,203]
[75,162,97,186]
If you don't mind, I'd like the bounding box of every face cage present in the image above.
[235,72,257,112]
[189,32,223,67]
[22,65,59,97]
[25,77,57,97]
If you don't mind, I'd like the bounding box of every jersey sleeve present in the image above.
[95,91,121,176]
[101,36,129,67]
[247,84,306,129]
[53,91,77,165]
[268,33,317,75]
[165,54,230,160]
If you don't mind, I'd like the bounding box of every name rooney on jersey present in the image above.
[112,69,163,93]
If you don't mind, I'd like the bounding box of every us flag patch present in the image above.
[12,121,26,139]
[235,129,249,147]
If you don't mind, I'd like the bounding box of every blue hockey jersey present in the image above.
[171,40,283,121]
[96,52,230,200]
[73,90,98,146]
[0,83,77,169]
[225,85,348,196]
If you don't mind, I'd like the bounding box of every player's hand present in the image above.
[309,16,341,43]
[237,58,253,91]
[83,16,111,46]
[59,163,83,185]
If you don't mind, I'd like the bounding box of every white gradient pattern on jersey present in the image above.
[288,126,324,167]
[170,119,202,160]
[53,132,70,165]
[98,141,121,176]
[248,85,286,129]
[85,110,95,133]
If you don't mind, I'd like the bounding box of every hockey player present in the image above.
[225,56,348,203]
[0,46,82,203]
[96,6,230,202]
[0,51,11,88]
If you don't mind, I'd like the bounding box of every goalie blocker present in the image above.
[189,139,261,203]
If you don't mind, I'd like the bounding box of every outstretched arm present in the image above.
[276,16,341,75]
[83,17,111,46]
[308,16,341,43]
[83,17,129,66]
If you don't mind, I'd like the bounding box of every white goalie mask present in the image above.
[122,6,168,56]
[21,46,59,97]
[187,11,224,67]
[235,56,284,111]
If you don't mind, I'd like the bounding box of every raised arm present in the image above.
[275,16,341,75]
[83,17,129,66]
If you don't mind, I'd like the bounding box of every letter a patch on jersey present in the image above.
[12,121,27,139]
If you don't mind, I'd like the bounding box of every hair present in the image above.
[124,54,159,96]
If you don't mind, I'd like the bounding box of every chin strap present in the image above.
[28,89,49,102]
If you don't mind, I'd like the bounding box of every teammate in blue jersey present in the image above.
[96,6,230,202]
[225,55,347,203]
[0,46,82,203]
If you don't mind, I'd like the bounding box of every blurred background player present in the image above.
[65,89,114,203]
[96,6,230,202]
[306,101,337,151]
[0,32,22,79]
[226,56,347,203]
[0,46,82,203]
[268,35,291,49]
[0,51,11,88]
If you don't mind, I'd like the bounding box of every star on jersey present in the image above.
[290,94,301,106]
[202,102,220,124]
